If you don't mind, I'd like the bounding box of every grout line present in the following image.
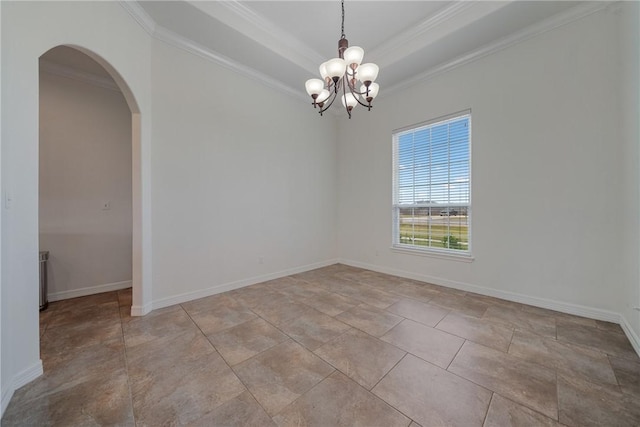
[446,339,466,371]
[554,369,560,421]
[269,372,336,420]
[370,352,408,392]
[118,304,137,426]
[505,326,516,354]
[181,303,274,419]
[482,392,495,426]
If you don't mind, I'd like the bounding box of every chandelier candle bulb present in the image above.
[304,0,380,119]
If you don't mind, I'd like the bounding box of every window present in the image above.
[392,111,471,256]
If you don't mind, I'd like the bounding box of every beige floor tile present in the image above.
[233,339,334,416]
[208,317,288,366]
[372,354,491,427]
[122,305,198,349]
[6,265,640,427]
[386,298,449,327]
[181,293,239,314]
[314,328,406,390]
[335,283,401,309]
[261,276,301,290]
[187,303,257,336]
[428,293,489,318]
[278,309,351,350]
[118,287,132,307]
[483,306,557,338]
[558,373,640,427]
[41,319,124,354]
[15,336,126,403]
[464,292,524,311]
[300,290,360,317]
[336,304,403,337]
[252,295,312,327]
[47,291,119,312]
[595,319,626,334]
[381,319,464,368]
[274,281,326,300]
[273,371,410,427]
[484,394,562,427]
[312,277,360,295]
[189,390,276,427]
[557,323,637,360]
[2,369,133,427]
[48,300,121,329]
[436,312,513,352]
[448,341,558,419]
[127,330,245,426]
[229,284,282,308]
[608,355,640,396]
[348,272,412,291]
[521,305,598,328]
[509,329,617,385]
[389,282,441,303]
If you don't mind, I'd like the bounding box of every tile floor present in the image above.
[3,264,640,426]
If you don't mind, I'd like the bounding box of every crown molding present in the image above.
[368,1,474,66]
[40,59,121,92]
[383,1,610,97]
[119,0,156,36]
[118,1,611,106]
[153,25,308,103]
[190,1,324,75]
[119,1,308,103]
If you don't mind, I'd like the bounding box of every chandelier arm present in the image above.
[341,75,351,118]
[346,78,366,95]
[317,90,339,115]
[345,78,374,109]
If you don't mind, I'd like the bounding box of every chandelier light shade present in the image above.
[304,0,380,119]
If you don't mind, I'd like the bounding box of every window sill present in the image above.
[390,245,475,262]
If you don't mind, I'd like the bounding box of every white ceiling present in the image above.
[43,1,599,99]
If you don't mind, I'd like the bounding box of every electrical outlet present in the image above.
[102,201,111,210]
[4,191,12,210]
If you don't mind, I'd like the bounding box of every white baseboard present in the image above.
[1,359,43,417]
[48,280,132,302]
[340,259,623,323]
[620,316,640,356]
[130,303,152,317]
[1,384,13,418]
[149,259,339,312]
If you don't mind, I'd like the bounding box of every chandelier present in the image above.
[304,0,380,119]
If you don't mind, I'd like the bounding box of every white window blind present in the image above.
[392,111,471,254]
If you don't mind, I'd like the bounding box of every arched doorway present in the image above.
[37,45,143,316]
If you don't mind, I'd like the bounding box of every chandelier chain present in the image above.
[340,0,346,39]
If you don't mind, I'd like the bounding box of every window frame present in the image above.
[391,110,473,260]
